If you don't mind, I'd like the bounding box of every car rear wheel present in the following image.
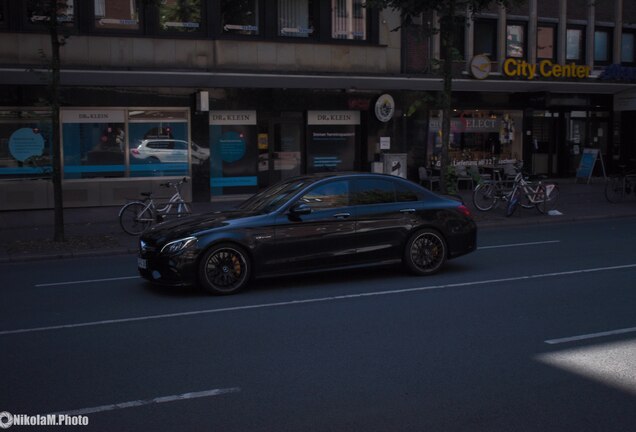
[404,229,447,275]
[198,244,251,295]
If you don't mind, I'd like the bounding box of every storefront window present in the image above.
[594,29,611,63]
[622,33,635,64]
[159,0,201,33]
[566,28,584,62]
[0,111,52,179]
[94,0,139,31]
[278,0,314,38]
[0,0,6,27]
[221,0,259,35]
[128,110,189,177]
[537,26,555,60]
[474,19,497,59]
[27,0,74,26]
[331,0,367,40]
[62,110,126,179]
[506,24,525,58]
[427,110,523,168]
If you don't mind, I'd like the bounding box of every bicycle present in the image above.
[605,164,636,203]
[473,164,559,216]
[119,177,191,235]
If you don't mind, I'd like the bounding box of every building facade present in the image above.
[0,0,635,210]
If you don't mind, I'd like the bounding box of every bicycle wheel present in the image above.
[472,183,497,211]
[506,188,520,217]
[176,201,191,217]
[605,177,625,203]
[536,183,559,214]
[119,202,154,235]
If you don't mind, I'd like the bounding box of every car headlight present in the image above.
[160,237,198,254]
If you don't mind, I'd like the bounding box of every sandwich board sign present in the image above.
[576,148,606,183]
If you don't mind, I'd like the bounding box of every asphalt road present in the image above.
[1,217,636,431]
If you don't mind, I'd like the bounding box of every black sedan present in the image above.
[137,173,477,295]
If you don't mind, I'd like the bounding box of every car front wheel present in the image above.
[404,229,447,275]
[199,244,251,295]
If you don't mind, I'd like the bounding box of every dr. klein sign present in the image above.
[209,111,257,125]
[61,109,125,123]
[308,111,360,125]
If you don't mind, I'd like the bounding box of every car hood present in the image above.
[141,209,261,244]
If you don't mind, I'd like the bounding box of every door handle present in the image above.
[333,212,351,219]
[400,208,416,213]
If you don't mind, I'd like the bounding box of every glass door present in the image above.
[269,119,303,185]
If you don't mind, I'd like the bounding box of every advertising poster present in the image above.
[0,112,51,177]
[307,111,359,173]
[209,111,258,195]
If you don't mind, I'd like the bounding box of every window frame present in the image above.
[22,0,78,33]
[621,31,636,65]
[566,26,586,64]
[506,21,527,59]
[473,18,498,61]
[536,23,557,61]
[89,0,144,36]
[155,0,206,37]
[594,27,612,66]
[217,0,264,39]
[329,0,372,42]
[274,0,320,41]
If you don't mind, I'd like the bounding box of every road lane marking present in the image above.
[35,276,138,287]
[545,326,636,345]
[52,387,241,416]
[4,263,636,337]
[478,240,560,250]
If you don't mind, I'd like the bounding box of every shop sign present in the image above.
[61,109,125,123]
[9,128,44,162]
[470,55,492,80]
[503,58,591,80]
[429,117,499,133]
[307,111,360,125]
[209,111,257,125]
[599,64,636,83]
[374,94,395,122]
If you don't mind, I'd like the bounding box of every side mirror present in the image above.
[289,203,312,218]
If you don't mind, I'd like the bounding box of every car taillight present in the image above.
[131,149,140,155]
[456,204,471,217]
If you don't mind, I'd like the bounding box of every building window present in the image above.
[0,0,6,27]
[506,24,525,58]
[331,0,367,40]
[159,0,202,33]
[27,0,74,27]
[221,0,259,35]
[474,19,497,60]
[0,111,52,179]
[622,32,635,64]
[566,28,584,62]
[537,25,555,60]
[94,0,140,31]
[278,0,315,38]
[441,16,465,60]
[594,29,611,63]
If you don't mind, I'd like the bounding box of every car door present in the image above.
[351,177,420,263]
[263,179,358,274]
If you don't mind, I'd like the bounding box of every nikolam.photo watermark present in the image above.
[0,412,89,429]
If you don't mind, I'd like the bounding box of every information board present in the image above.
[576,148,606,183]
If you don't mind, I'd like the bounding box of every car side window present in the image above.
[351,179,396,205]
[395,182,420,202]
[173,141,188,150]
[300,180,349,210]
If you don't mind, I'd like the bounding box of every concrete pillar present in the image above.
[465,5,474,72]
[558,0,567,64]
[498,4,507,70]
[432,11,441,62]
[528,0,538,63]
[614,0,623,64]
[586,0,596,68]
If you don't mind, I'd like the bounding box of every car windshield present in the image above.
[239,179,311,213]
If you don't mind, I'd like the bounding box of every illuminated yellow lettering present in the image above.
[540,60,552,77]
[503,58,518,77]
[552,64,562,77]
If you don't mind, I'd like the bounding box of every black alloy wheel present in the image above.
[199,244,251,295]
[404,229,447,275]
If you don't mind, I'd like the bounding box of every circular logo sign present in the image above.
[375,94,395,123]
[470,55,492,80]
[9,128,45,162]
[219,131,246,163]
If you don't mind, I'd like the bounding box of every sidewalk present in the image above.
[1,178,635,263]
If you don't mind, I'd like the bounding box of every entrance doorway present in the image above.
[258,115,304,189]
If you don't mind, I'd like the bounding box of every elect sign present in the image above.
[503,58,591,80]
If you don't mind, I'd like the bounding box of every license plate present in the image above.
[138,258,147,269]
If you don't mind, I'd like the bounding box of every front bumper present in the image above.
[137,248,199,286]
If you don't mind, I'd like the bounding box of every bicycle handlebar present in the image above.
[160,177,188,188]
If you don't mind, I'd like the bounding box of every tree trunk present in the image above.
[49,0,64,242]
[439,0,456,195]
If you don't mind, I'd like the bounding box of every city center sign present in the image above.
[503,58,591,80]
